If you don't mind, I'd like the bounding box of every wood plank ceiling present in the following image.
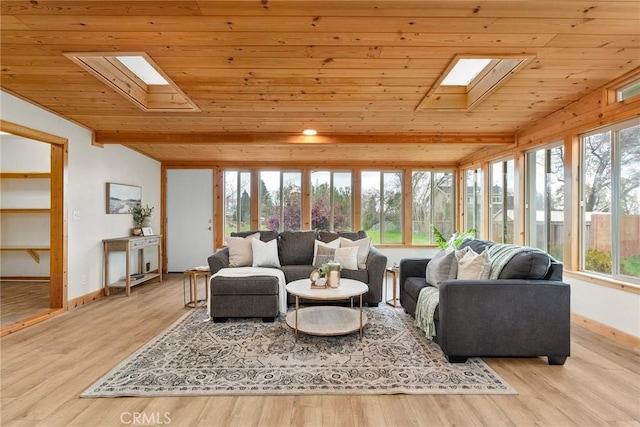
[1,1,639,166]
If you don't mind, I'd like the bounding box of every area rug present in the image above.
[81,306,516,397]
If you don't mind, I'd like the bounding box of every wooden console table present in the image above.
[103,235,162,296]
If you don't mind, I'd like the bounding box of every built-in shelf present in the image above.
[0,246,50,263]
[0,172,51,179]
[0,208,51,214]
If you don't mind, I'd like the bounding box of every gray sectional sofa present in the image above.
[400,239,570,365]
[207,230,388,322]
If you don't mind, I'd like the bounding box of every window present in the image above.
[412,171,454,244]
[310,171,352,231]
[259,171,301,232]
[526,144,565,260]
[490,159,515,243]
[362,171,403,244]
[224,171,252,235]
[617,79,640,102]
[581,119,640,281]
[464,168,484,237]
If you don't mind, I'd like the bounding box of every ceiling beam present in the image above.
[94,132,515,145]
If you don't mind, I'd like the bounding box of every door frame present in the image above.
[0,120,68,336]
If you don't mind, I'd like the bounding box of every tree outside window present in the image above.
[310,171,352,232]
[224,170,252,235]
[259,171,302,232]
[582,120,640,280]
[412,171,454,244]
[362,171,402,244]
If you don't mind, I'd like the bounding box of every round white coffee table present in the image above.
[285,278,369,341]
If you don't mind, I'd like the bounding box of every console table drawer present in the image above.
[145,237,160,246]
[130,239,146,249]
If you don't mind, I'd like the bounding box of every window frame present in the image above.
[525,141,565,261]
[580,117,640,284]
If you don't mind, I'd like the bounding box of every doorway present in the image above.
[165,168,214,272]
[0,120,67,336]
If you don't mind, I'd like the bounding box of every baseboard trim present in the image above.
[0,276,49,281]
[1,308,65,337]
[571,313,640,349]
[68,288,105,310]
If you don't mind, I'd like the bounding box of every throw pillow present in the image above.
[339,237,371,269]
[455,247,490,280]
[226,232,260,267]
[313,238,340,265]
[251,238,281,268]
[313,244,337,268]
[425,247,458,288]
[334,246,359,270]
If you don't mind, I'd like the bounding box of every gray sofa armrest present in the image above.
[365,246,387,304]
[207,247,230,274]
[399,258,429,287]
[437,279,571,363]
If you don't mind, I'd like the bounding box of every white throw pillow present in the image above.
[339,237,371,269]
[455,247,491,280]
[251,238,281,268]
[313,238,340,266]
[226,232,260,267]
[334,246,359,270]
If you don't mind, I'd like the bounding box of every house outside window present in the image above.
[490,159,515,243]
[259,170,302,232]
[526,143,565,260]
[310,171,352,232]
[412,170,454,244]
[581,118,640,282]
[361,171,403,244]
[463,168,484,237]
[224,170,252,235]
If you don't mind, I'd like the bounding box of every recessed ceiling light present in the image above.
[303,129,317,136]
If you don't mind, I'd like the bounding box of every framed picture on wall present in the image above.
[106,182,142,214]
[141,227,153,236]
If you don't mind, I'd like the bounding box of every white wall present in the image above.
[566,275,640,337]
[0,90,161,300]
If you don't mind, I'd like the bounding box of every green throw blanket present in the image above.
[415,287,439,340]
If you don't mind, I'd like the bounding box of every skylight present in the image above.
[417,54,534,111]
[65,52,199,112]
[116,56,169,85]
[441,58,492,86]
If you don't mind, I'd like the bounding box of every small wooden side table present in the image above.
[183,267,210,308]
[385,265,400,308]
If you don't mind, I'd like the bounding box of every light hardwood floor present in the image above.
[1,273,638,427]
[0,280,50,328]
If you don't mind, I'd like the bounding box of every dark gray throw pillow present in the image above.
[498,250,551,280]
[278,230,317,265]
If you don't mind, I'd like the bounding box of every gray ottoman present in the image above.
[209,275,280,322]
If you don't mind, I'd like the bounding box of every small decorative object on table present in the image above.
[131,204,154,236]
[309,269,326,289]
[326,261,341,288]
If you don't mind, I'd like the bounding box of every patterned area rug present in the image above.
[81,306,516,396]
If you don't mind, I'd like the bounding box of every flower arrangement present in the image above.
[131,204,154,228]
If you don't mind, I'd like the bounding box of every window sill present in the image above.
[564,270,640,295]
